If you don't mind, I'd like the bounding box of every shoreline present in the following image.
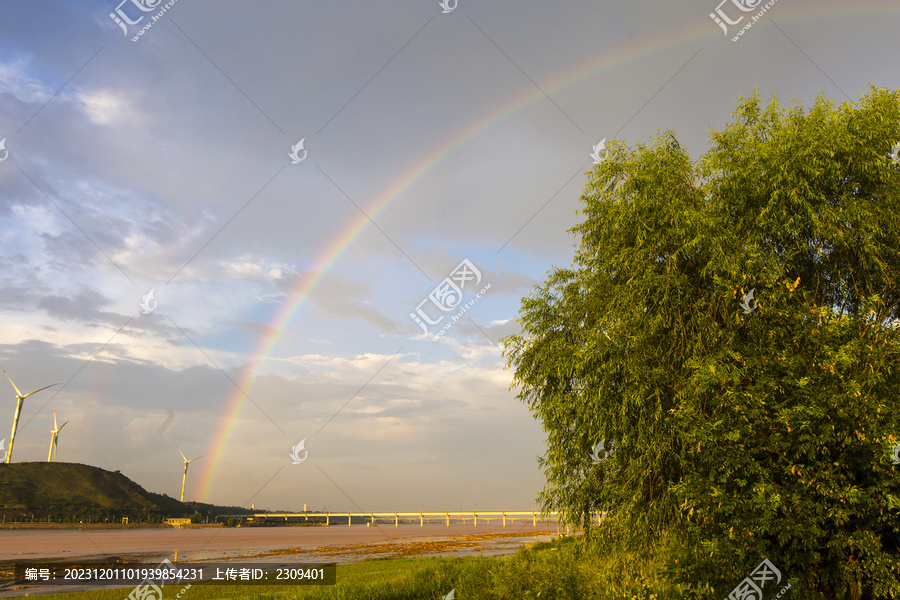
[0,526,562,597]
[0,522,562,563]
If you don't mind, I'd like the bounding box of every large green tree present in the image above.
[504,86,900,598]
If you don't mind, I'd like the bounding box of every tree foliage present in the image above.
[503,86,900,598]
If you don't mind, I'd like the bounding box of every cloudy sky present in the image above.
[0,0,897,513]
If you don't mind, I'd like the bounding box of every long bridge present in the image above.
[218,510,605,528]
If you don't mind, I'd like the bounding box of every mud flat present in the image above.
[0,523,561,597]
[1,522,560,563]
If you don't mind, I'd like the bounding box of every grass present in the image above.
[5,534,725,600]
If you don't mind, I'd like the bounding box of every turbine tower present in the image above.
[47,408,68,462]
[3,368,58,463]
[177,445,204,502]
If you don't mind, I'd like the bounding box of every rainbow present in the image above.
[195,4,898,501]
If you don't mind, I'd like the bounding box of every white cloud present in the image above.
[0,59,52,104]
[255,292,287,304]
[75,89,130,125]
[221,260,295,282]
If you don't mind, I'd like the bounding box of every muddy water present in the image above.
[1,522,559,562]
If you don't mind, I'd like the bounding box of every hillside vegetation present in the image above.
[0,462,248,522]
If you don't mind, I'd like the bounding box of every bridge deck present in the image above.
[217,510,605,527]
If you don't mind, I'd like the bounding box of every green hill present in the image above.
[0,462,251,523]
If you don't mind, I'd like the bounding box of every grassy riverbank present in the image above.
[4,534,720,600]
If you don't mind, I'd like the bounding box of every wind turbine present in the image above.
[176,445,204,502]
[3,368,58,463]
[47,408,68,462]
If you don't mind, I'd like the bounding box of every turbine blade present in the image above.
[2,368,23,398]
[58,421,68,431]
[188,455,205,463]
[21,383,59,399]
[53,409,58,430]
[176,445,187,461]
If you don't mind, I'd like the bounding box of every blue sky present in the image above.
[0,0,898,511]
